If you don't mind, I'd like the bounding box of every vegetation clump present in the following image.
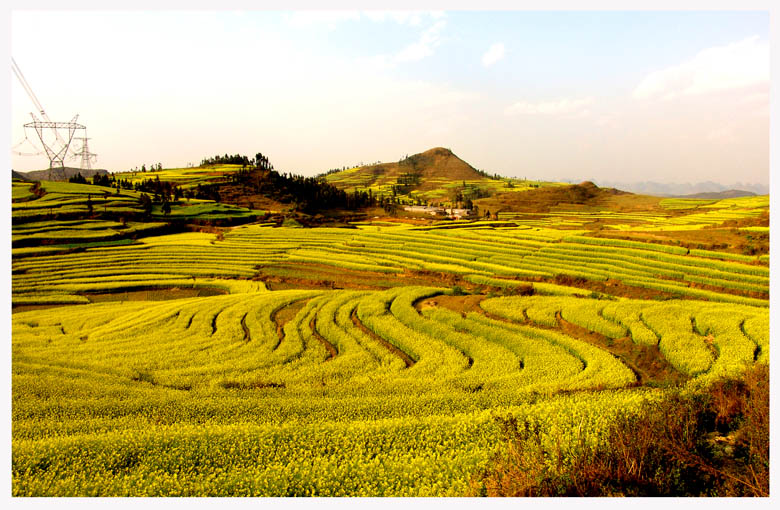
[472,363,769,497]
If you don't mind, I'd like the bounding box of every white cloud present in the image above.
[358,19,447,69]
[505,97,594,117]
[395,20,446,63]
[482,43,505,67]
[633,36,769,100]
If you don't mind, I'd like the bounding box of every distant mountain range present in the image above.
[12,167,109,182]
[672,190,757,200]
[591,180,768,197]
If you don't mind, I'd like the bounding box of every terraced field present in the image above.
[11,179,261,225]
[13,282,768,495]
[323,147,562,205]
[114,164,247,189]
[10,192,770,496]
[13,221,769,307]
[498,194,769,232]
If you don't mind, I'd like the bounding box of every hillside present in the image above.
[323,147,553,204]
[325,147,479,190]
[475,180,634,214]
[11,158,770,498]
[14,166,109,182]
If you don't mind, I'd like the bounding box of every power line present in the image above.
[70,135,98,171]
[12,57,93,178]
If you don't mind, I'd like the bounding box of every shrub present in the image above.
[472,363,769,496]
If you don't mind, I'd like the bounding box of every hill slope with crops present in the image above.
[10,158,770,497]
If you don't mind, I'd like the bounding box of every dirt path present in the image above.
[240,313,250,342]
[417,294,687,387]
[309,316,337,360]
[270,300,308,350]
[350,308,415,368]
[210,311,220,335]
[556,312,687,387]
[84,287,225,302]
[415,294,486,315]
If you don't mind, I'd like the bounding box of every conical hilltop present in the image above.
[323,147,494,200]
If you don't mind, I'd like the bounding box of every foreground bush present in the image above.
[472,363,769,496]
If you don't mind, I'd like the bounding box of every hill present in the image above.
[475,180,634,214]
[325,147,480,190]
[323,147,551,205]
[15,167,109,182]
[671,190,756,200]
[593,180,768,197]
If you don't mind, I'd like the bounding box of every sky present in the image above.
[8,7,771,186]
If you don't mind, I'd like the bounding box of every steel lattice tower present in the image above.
[71,135,98,171]
[12,58,87,179]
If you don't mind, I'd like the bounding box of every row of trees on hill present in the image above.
[200,152,274,171]
[69,171,219,204]
[200,153,252,167]
[72,150,457,216]
[473,168,504,180]
[228,165,379,213]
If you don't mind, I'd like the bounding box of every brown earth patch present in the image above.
[416,294,487,315]
[416,294,687,387]
[475,182,632,215]
[240,313,251,342]
[256,263,396,291]
[12,303,77,313]
[12,287,227,312]
[270,299,308,350]
[220,380,285,390]
[556,312,688,387]
[83,287,226,303]
[528,274,675,301]
[255,263,483,292]
[591,211,769,256]
[350,308,415,367]
[327,147,489,195]
[310,316,337,360]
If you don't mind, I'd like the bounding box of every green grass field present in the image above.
[113,164,246,188]
[11,178,263,225]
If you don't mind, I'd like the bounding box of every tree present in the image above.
[86,194,93,215]
[69,172,87,184]
[138,193,153,217]
[92,173,111,187]
[161,200,171,215]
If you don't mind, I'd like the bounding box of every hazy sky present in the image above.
[9,8,770,185]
